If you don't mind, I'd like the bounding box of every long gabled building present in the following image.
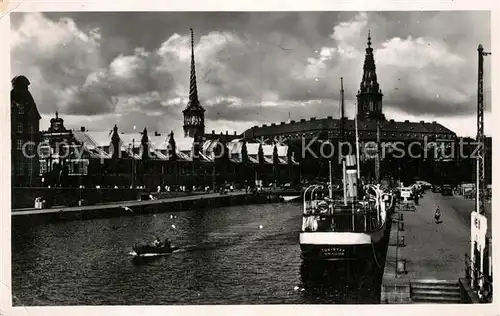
[38,118,299,189]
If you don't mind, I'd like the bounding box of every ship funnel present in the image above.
[345,154,358,200]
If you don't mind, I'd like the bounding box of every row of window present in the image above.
[15,123,35,134]
[39,160,89,175]
[14,159,33,176]
[280,132,454,140]
[15,139,39,152]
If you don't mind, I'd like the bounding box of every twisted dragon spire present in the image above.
[188,28,200,107]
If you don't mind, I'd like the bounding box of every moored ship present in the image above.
[299,178,395,264]
[299,77,395,267]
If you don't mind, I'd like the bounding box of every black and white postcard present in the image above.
[1,1,498,316]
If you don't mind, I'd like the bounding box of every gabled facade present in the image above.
[38,111,299,189]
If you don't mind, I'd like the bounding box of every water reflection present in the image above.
[12,203,382,305]
[299,260,381,304]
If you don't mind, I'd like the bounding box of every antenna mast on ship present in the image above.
[355,103,361,182]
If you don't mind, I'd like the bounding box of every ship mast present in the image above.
[340,77,347,205]
[355,104,361,182]
[375,120,381,184]
[329,160,333,199]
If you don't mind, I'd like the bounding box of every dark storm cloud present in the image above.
[10,11,490,135]
[387,94,476,117]
[204,99,346,123]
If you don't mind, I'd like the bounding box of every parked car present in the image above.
[431,185,441,193]
[416,180,432,190]
[441,185,453,196]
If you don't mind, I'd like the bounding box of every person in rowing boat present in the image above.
[153,236,161,247]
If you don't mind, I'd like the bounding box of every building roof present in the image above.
[74,130,114,148]
[47,126,297,164]
[176,136,195,152]
[72,131,112,159]
[148,135,170,151]
[242,117,456,142]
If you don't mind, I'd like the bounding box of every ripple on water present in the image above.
[12,203,380,305]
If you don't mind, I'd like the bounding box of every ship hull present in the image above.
[299,223,390,264]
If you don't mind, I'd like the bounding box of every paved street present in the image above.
[386,191,491,280]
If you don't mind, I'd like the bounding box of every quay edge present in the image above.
[11,191,298,224]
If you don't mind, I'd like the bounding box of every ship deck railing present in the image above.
[302,210,385,233]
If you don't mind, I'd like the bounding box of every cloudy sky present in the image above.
[11,11,491,137]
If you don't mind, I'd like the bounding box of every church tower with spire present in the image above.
[357,31,385,121]
[183,28,206,139]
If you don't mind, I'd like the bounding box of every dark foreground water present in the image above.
[12,203,382,305]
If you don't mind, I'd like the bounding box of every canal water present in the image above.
[12,203,382,305]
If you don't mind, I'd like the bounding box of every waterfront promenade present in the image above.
[12,189,302,219]
[381,191,492,303]
[12,191,245,216]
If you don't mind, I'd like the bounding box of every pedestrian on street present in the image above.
[434,207,441,224]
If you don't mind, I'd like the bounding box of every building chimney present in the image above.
[234,131,237,135]
[226,131,228,135]
[212,130,215,135]
[80,126,86,132]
